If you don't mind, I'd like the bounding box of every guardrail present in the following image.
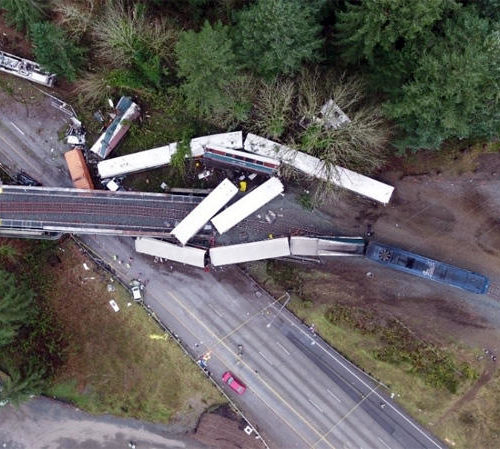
[71,236,270,449]
[239,265,391,391]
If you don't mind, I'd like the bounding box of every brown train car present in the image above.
[64,148,94,190]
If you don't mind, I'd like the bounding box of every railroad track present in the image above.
[0,186,334,238]
[0,188,201,233]
[0,200,194,219]
[488,282,500,300]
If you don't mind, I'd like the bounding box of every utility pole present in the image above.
[266,292,291,328]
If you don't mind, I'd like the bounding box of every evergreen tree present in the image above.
[30,22,86,81]
[175,20,239,117]
[0,361,45,406]
[0,269,34,347]
[336,0,459,65]
[384,8,500,150]
[235,0,324,79]
[0,244,19,263]
[469,0,500,20]
[0,0,45,32]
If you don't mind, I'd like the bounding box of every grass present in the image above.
[437,373,500,448]
[244,260,500,449]
[42,239,224,424]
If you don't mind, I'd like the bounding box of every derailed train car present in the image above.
[365,242,489,294]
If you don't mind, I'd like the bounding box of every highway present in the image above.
[83,235,446,449]
[0,95,447,449]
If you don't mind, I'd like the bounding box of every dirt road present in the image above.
[0,397,209,449]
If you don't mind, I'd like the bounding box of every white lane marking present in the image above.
[276,341,290,355]
[378,437,393,449]
[308,398,324,413]
[208,303,223,317]
[326,389,341,403]
[9,121,25,136]
[268,305,446,449]
[258,351,273,365]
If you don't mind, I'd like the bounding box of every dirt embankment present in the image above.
[299,148,500,448]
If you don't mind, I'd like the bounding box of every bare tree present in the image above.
[92,1,177,68]
[297,69,391,174]
[252,78,295,139]
[53,0,97,39]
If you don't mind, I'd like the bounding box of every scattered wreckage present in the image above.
[0,50,55,87]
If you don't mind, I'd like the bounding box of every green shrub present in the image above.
[0,0,46,32]
[30,22,86,81]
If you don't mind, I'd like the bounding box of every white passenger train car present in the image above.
[171,179,238,245]
[135,237,207,268]
[244,134,394,204]
[209,238,290,266]
[98,131,244,178]
[211,177,284,234]
[90,96,141,159]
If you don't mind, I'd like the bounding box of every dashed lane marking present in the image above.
[276,341,290,355]
[9,121,25,136]
[208,303,223,317]
[308,398,324,414]
[378,437,393,449]
[159,293,319,449]
[327,389,341,403]
[167,290,337,449]
[258,351,273,365]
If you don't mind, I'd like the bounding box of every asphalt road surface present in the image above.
[83,235,446,449]
[0,95,446,449]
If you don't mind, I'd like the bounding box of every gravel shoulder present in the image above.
[0,396,209,449]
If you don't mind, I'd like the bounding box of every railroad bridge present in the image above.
[0,186,202,237]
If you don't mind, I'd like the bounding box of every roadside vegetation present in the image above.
[261,260,476,394]
[0,238,224,424]
[247,260,500,449]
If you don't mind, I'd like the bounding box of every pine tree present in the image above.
[474,0,500,20]
[0,269,34,347]
[175,20,239,117]
[30,22,86,81]
[0,0,45,32]
[235,0,324,79]
[384,7,500,150]
[0,361,45,406]
[336,0,459,65]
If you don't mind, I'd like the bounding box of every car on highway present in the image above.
[222,371,246,395]
[16,171,41,186]
[130,280,143,301]
[131,285,142,301]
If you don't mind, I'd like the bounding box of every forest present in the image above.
[0,0,498,171]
